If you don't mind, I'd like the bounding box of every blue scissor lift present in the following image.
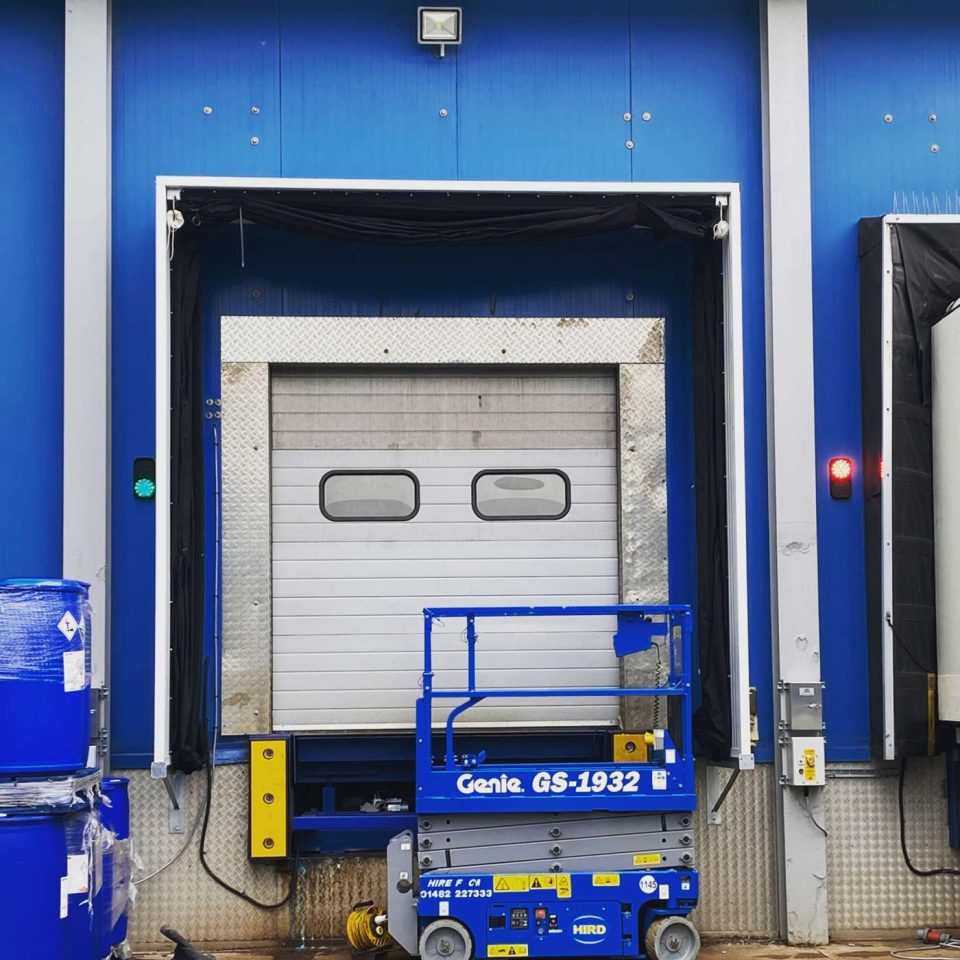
[384,604,700,960]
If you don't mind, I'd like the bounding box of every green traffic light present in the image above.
[134,477,156,500]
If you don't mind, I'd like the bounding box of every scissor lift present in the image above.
[384,605,700,960]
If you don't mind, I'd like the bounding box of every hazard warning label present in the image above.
[528,875,556,889]
[592,873,620,886]
[488,946,528,957]
[491,874,571,898]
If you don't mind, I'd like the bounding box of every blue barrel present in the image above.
[0,810,95,958]
[99,777,131,953]
[0,579,91,774]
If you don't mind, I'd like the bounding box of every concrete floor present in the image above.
[133,939,930,960]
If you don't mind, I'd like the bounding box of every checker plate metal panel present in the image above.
[121,763,960,943]
[827,759,960,933]
[221,361,272,734]
[690,762,778,937]
[122,766,287,948]
[619,362,668,730]
[221,315,665,365]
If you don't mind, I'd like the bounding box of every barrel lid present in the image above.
[0,578,90,592]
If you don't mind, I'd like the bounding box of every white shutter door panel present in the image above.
[270,368,620,730]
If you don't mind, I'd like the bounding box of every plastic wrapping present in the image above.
[0,579,91,685]
[110,837,133,928]
[99,777,133,947]
[0,769,100,811]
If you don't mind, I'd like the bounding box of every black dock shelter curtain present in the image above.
[860,220,960,757]
[167,189,732,771]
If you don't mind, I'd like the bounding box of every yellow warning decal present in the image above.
[488,946,529,957]
[493,876,529,893]
[593,873,621,886]
[528,875,557,889]
[556,875,572,899]
[633,853,663,866]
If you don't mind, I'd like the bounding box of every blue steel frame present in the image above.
[416,605,695,813]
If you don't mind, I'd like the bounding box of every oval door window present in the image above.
[319,471,420,521]
[472,470,571,520]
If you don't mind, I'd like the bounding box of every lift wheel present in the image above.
[418,919,474,960]
[645,916,701,960]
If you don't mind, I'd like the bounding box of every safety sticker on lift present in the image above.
[488,946,529,957]
[633,854,662,866]
[493,876,572,898]
[592,874,620,886]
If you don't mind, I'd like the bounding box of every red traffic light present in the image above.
[829,457,853,499]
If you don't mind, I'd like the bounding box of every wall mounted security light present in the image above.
[418,7,461,57]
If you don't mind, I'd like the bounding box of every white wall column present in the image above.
[64,0,111,747]
[761,0,828,944]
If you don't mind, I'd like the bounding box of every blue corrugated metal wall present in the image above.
[15,0,955,767]
[110,0,770,766]
[0,0,63,579]
[808,0,960,758]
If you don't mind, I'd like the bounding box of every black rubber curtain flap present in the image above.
[169,232,209,774]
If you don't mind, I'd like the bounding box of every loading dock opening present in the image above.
[152,178,752,779]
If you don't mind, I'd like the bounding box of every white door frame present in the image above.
[152,176,751,777]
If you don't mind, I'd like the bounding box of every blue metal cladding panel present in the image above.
[456,0,632,181]
[0,0,63,578]
[280,0,458,178]
[110,0,768,761]
[630,0,774,759]
[111,0,282,766]
[808,0,960,758]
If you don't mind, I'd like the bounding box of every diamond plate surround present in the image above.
[122,766,287,949]
[221,315,665,365]
[692,763,779,937]
[292,856,390,943]
[221,315,665,734]
[619,363,668,729]
[827,759,960,934]
[222,361,272,734]
[122,761,960,944]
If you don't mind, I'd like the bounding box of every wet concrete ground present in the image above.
[133,938,927,960]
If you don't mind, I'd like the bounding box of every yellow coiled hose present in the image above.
[346,901,392,951]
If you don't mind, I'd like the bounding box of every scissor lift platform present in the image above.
[384,605,701,960]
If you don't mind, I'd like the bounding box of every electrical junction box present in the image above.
[784,682,823,733]
[786,736,825,786]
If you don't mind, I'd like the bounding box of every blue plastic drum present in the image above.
[0,579,91,774]
[0,810,95,958]
[100,777,131,953]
